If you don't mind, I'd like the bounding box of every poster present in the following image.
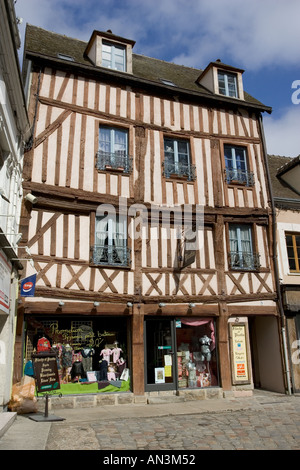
[0,250,11,315]
[229,323,250,385]
[155,367,165,383]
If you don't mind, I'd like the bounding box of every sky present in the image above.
[14,0,300,159]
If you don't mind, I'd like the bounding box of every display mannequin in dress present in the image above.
[100,344,111,363]
[112,341,122,363]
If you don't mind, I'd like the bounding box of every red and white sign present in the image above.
[0,250,11,315]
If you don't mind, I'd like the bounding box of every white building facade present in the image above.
[0,0,30,410]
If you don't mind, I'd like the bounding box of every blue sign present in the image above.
[20,274,37,297]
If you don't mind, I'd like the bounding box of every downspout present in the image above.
[258,114,292,395]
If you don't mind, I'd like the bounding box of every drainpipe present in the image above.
[258,114,292,395]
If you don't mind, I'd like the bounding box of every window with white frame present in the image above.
[96,126,132,173]
[224,144,254,186]
[102,41,126,71]
[92,213,129,266]
[163,137,195,181]
[285,233,300,273]
[229,224,259,270]
[218,70,238,98]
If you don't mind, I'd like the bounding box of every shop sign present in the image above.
[32,353,60,393]
[0,250,11,315]
[20,274,37,297]
[229,323,251,385]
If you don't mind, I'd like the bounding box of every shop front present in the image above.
[23,315,131,395]
[144,317,219,392]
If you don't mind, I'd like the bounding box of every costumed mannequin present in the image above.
[111,341,122,363]
[81,347,95,373]
[100,345,111,363]
[71,359,85,382]
[36,335,51,353]
[61,344,73,383]
[107,363,116,381]
[199,335,212,362]
[98,360,108,381]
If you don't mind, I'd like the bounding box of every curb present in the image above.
[0,412,17,438]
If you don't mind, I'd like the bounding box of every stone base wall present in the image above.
[35,386,254,411]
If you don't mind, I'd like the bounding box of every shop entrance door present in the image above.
[144,318,177,391]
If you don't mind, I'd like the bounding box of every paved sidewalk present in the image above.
[0,390,300,451]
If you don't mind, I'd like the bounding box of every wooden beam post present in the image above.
[217,302,232,391]
[131,303,145,395]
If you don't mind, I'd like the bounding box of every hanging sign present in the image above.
[20,274,37,297]
[32,353,60,393]
[229,323,251,385]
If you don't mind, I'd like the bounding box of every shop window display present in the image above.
[176,318,218,388]
[23,316,130,395]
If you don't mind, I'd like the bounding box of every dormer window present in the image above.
[85,30,135,74]
[218,70,238,98]
[196,61,244,100]
[102,41,126,72]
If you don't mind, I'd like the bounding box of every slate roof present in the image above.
[23,24,271,113]
[267,154,300,203]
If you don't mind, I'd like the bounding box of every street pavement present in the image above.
[0,390,300,452]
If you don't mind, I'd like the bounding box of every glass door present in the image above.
[144,318,177,391]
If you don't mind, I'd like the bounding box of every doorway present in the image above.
[144,318,177,391]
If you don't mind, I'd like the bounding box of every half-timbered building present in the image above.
[16,24,287,403]
[268,154,300,394]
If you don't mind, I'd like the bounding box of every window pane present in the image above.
[218,71,226,95]
[289,259,296,271]
[99,128,111,153]
[164,139,175,163]
[227,74,238,97]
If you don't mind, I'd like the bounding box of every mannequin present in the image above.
[81,346,95,372]
[112,341,122,363]
[199,335,212,362]
[100,345,111,363]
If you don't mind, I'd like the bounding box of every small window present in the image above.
[92,214,130,266]
[163,138,195,181]
[102,41,126,71]
[229,224,260,270]
[160,79,176,87]
[57,53,75,62]
[224,145,254,186]
[218,70,238,98]
[97,127,132,173]
[285,233,300,273]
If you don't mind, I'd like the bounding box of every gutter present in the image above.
[259,114,292,395]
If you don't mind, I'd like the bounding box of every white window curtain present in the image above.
[99,127,128,167]
[95,215,127,264]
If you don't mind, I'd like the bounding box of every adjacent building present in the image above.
[16,24,288,404]
[0,0,30,410]
[268,154,300,393]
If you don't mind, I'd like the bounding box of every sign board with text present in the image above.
[229,323,251,385]
[32,353,60,393]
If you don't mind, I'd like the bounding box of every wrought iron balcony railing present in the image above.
[224,168,254,186]
[163,160,196,181]
[229,251,260,271]
[91,244,131,267]
[96,151,133,174]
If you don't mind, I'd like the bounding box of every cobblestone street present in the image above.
[1,391,300,452]
[45,399,300,451]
